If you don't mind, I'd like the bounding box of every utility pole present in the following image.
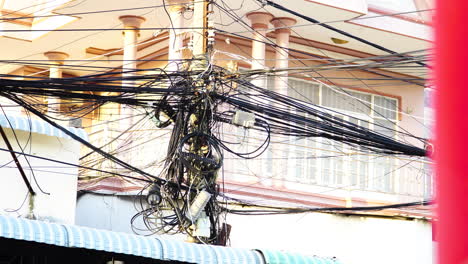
[192,0,209,58]
[146,0,222,244]
[186,0,217,242]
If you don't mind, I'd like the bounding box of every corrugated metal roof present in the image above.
[0,214,267,263]
[0,214,342,263]
[259,249,341,264]
[0,114,87,140]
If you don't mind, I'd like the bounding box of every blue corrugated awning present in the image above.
[0,114,87,141]
[211,245,264,264]
[0,214,342,263]
[258,249,341,264]
[64,224,163,259]
[0,214,267,263]
[0,214,68,247]
[160,239,218,263]
[158,239,264,264]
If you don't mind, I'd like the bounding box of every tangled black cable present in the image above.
[0,61,429,243]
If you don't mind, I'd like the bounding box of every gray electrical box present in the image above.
[69,118,83,128]
[232,110,255,128]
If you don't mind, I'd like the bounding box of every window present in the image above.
[287,79,320,104]
[281,78,400,193]
[287,79,319,184]
[349,117,371,189]
[322,86,371,114]
[291,118,317,184]
[232,76,406,195]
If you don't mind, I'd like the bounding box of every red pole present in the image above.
[435,1,468,263]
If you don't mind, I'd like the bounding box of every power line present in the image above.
[231,8,433,34]
[221,195,431,215]
[0,27,208,32]
[0,146,151,183]
[258,0,429,68]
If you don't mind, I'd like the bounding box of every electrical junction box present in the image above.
[193,211,211,237]
[232,110,255,128]
[188,190,212,220]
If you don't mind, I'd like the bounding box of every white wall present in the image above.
[76,193,432,264]
[76,194,140,232]
[228,212,432,264]
[75,193,187,241]
[0,128,81,224]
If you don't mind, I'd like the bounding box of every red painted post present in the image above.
[435,1,468,263]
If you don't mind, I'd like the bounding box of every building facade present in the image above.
[0,0,433,263]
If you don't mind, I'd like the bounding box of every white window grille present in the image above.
[271,77,406,194]
[227,75,426,197]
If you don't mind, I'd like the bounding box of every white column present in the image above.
[270,17,296,95]
[167,0,189,72]
[118,15,145,127]
[44,51,69,115]
[245,12,273,186]
[270,17,296,188]
[246,12,274,88]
